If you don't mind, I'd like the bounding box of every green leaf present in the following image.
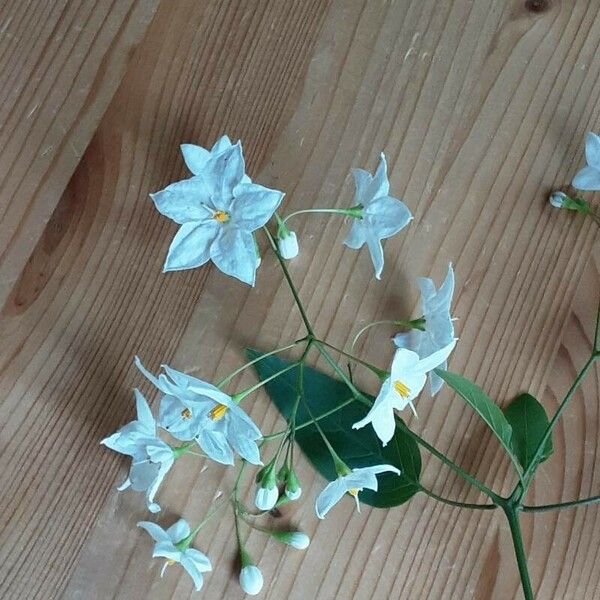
[248,349,421,508]
[434,369,518,471]
[503,393,553,472]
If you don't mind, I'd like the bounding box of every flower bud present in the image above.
[549,191,567,208]
[255,485,279,511]
[278,230,299,259]
[272,530,310,550]
[240,565,263,596]
[284,468,301,501]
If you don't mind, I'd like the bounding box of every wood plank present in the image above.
[1,0,600,599]
[0,0,160,306]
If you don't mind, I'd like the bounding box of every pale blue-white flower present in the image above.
[394,264,455,395]
[272,530,310,549]
[239,565,264,596]
[278,229,299,259]
[151,136,284,285]
[344,153,412,279]
[135,357,263,466]
[138,519,212,591]
[573,132,600,191]
[353,341,456,446]
[101,389,174,512]
[315,464,400,518]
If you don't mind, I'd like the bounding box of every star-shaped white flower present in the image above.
[394,264,456,395]
[344,153,412,279]
[315,464,400,518]
[573,132,600,191]
[102,389,174,512]
[353,340,456,445]
[138,519,212,591]
[135,358,263,466]
[151,136,284,285]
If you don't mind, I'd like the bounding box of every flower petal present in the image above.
[153,541,181,561]
[180,144,211,175]
[315,479,347,519]
[150,177,214,224]
[414,339,457,373]
[196,429,235,465]
[366,232,385,279]
[352,168,372,205]
[164,221,219,272]
[585,132,600,169]
[365,153,390,200]
[167,519,191,543]
[343,220,366,249]
[352,379,396,445]
[181,556,206,591]
[134,389,155,430]
[365,196,412,240]
[231,183,284,230]
[138,521,171,543]
[572,165,600,191]
[210,227,257,286]
[185,548,212,573]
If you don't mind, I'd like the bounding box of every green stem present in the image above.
[232,363,299,402]
[217,341,302,388]
[264,226,314,336]
[350,318,425,351]
[522,495,600,513]
[316,338,388,379]
[504,506,534,600]
[282,207,362,226]
[419,485,496,510]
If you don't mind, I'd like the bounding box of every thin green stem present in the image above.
[264,226,314,336]
[232,363,299,402]
[522,495,600,513]
[316,338,388,379]
[217,341,301,388]
[281,208,360,226]
[504,506,534,600]
[350,318,425,352]
[419,485,496,510]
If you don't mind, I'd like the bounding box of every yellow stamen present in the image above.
[209,403,228,422]
[166,559,177,566]
[348,488,360,498]
[394,380,411,399]
[181,408,192,420]
[213,210,230,223]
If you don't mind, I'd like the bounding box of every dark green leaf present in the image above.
[503,393,553,471]
[248,349,421,508]
[434,369,517,470]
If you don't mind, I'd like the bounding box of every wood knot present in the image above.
[525,0,549,12]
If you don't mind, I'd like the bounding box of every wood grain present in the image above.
[1,0,600,598]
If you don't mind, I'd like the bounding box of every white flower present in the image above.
[344,153,412,279]
[101,389,174,512]
[151,136,284,285]
[286,532,310,549]
[315,464,400,518]
[393,264,456,395]
[278,230,299,259]
[138,519,212,591]
[353,341,457,445]
[573,132,600,191]
[255,485,279,511]
[135,357,263,466]
[240,565,264,596]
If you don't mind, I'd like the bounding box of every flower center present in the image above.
[166,559,177,566]
[209,403,228,422]
[213,210,230,223]
[348,488,360,498]
[393,380,411,399]
[181,408,193,420]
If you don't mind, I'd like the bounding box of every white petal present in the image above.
[150,177,213,224]
[240,565,263,596]
[572,165,600,191]
[343,220,366,249]
[185,548,212,573]
[585,132,600,169]
[231,183,284,230]
[134,389,155,430]
[366,232,385,279]
[415,339,457,373]
[365,195,412,240]
[315,479,347,519]
[353,380,397,445]
[393,330,420,351]
[167,519,191,543]
[164,221,218,272]
[255,486,279,510]
[180,143,210,175]
[181,556,206,591]
[211,134,233,154]
[153,541,181,561]
[352,168,372,205]
[196,429,235,465]
[278,230,299,259]
[365,153,390,200]
[210,226,257,286]
[137,521,171,543]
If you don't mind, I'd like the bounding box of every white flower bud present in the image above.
[278,231,299,259]
[549,191,567,208]
[285,485,302,501]
[255,485,279,511]
[240,565,263,596]
[288,532,310,549]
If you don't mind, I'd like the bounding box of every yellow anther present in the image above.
[393,380,411,399]
[213,210,230,223]
[209,403,229,422]
[181,408,192,420]
[348,488,360,498]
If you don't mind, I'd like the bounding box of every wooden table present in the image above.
[1,1,599,598]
